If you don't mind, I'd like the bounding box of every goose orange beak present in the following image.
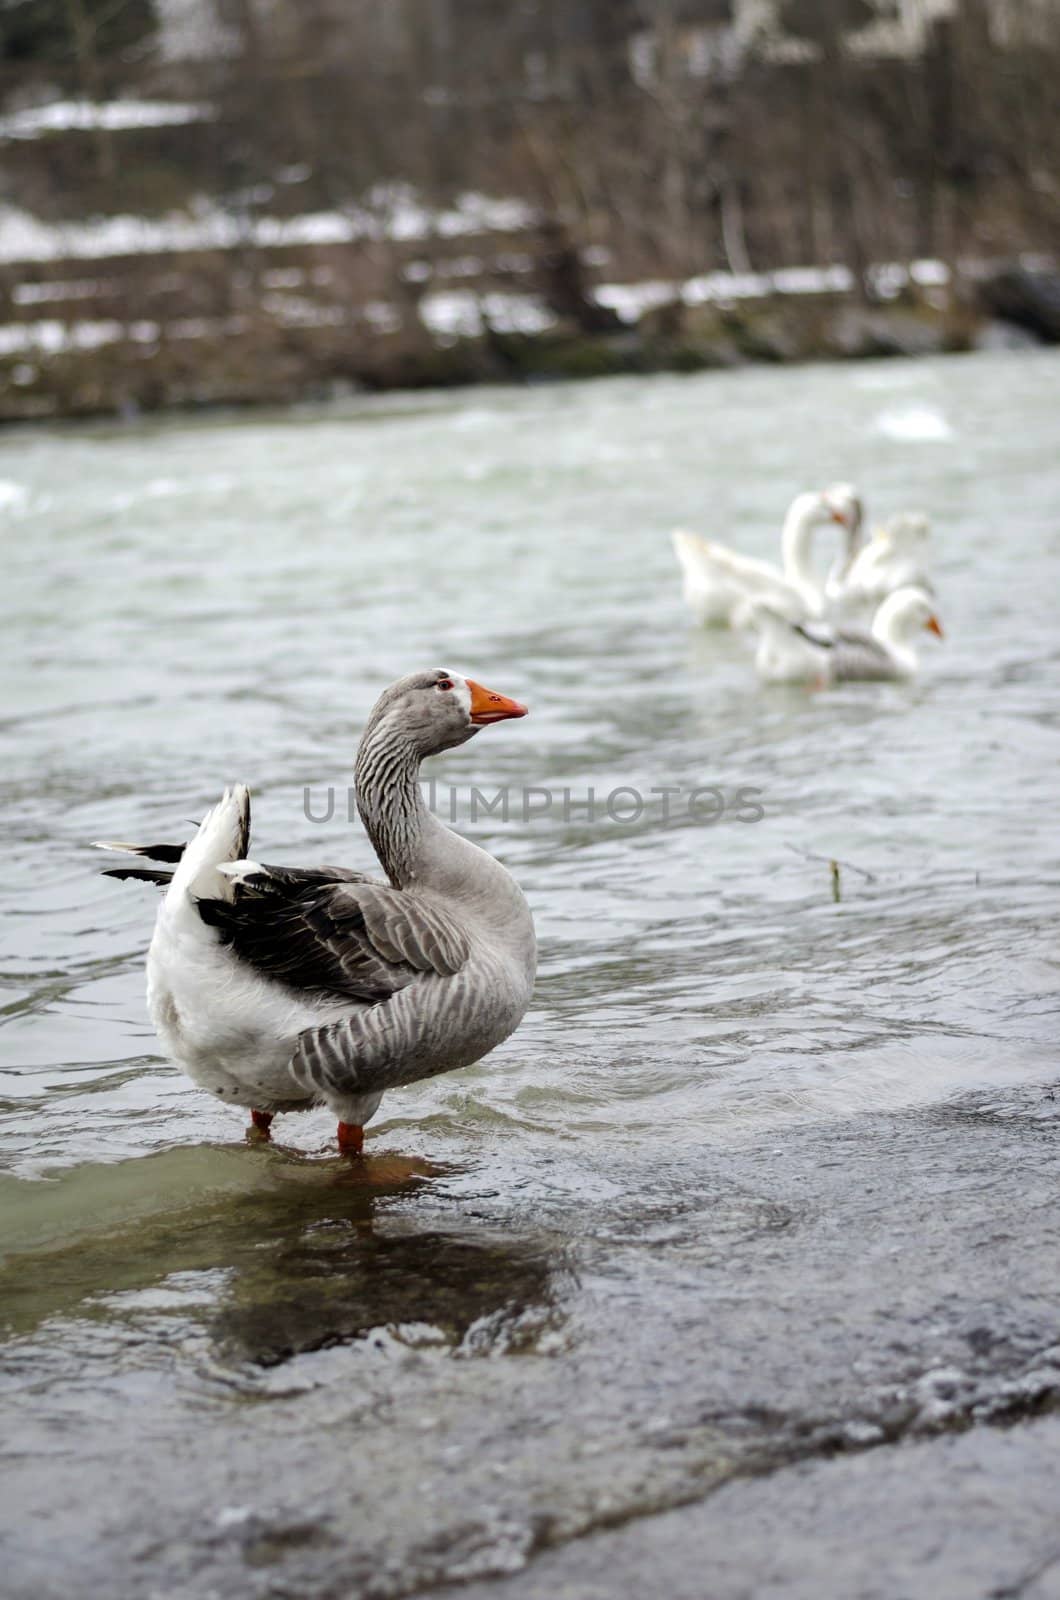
[925,615,944,638]
[467,679,528,724]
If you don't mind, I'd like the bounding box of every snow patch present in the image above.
[683,270,772,304]
[910,258,950,287]
[420,291,555,338]
[13,278,106,305]
[0,100,210,139]
[0,189,537,266]
[595,280,678,322]
[0,318,158,356]
[772,264,854,295]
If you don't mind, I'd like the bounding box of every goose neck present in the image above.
[871,596,921,672]
[780,494,823,589]
[354,722,426,887]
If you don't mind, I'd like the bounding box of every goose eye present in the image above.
[437,679,454,692]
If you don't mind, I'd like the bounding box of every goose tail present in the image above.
[92,838,185,887]
[96,788,251,901]
[100,864,177,885]
[168,785,251,903]
[671,528,710,574]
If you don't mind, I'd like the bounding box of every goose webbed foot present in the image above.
[337,1121,365,1157]
[249,1108,274,1141]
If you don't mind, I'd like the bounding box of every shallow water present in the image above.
[1,350,1058,1597]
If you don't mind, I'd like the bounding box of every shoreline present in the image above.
[2,263,1054,427]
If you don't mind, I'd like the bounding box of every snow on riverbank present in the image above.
[0,254,957,362]
[0,188,537,265]
[598,258,951,317]
[0,100,211,139]
[0,294,557,356]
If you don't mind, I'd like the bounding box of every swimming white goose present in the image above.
[746,587,944,686]
[96,670,536,1154]
[832,510,933,622]
[672,484,864,627]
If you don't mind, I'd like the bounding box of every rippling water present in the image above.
[1,350,1058,1597]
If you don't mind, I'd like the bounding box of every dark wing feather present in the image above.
[237,862,369,892]
[196,869,471,1004]
[102,866,175,885]
[94,840,188,863]
[794,621,836,650]
[122,841,187,863]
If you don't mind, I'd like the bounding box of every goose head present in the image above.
[822,481,866,561]
[878,510,930,549]
[872,586,944,647]
[363,669,528,758]
[822,482,865,539]
[784,486,860,541]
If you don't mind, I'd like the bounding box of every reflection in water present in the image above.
[215,1220,561,1367]
[0,1146,567,1368]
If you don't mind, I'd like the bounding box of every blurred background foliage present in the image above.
[0,1,1057,416]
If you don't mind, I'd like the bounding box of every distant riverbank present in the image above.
[1,241,1055,423]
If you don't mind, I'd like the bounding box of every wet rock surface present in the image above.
[976,266,1060,345]
[430,1417,1060,1600]
[2,1082,1057,1600]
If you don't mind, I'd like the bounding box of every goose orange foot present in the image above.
[250,1108,274,1139]
[337,1122,365,1157]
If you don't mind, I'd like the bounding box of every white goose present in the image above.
[672,484,864,627]
[97,670,536,1154]
[747,587,944,686]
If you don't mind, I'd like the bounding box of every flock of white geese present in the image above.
[671,484,943,685]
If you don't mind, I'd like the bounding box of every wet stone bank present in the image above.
[2,1081,1057,1600]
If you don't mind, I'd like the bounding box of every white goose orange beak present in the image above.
[925,615,944,638]
[466,678,528,724]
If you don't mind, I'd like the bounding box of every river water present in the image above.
[1,350,1058,1600]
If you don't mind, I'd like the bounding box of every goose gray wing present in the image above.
[196,868,471,1003]
[284,880,479,1103]
[792,620,898,681]
[829,627,900,681]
